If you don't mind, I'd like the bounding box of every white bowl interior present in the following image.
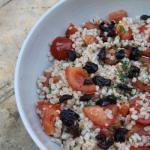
[15,0,150,149]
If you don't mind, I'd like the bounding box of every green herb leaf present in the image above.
[76,53,81,58]
[48,86,51,93]
[99,60,104,67]
[119,72,128,81]
[121,61,129,70]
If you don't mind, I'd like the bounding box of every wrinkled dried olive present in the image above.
[117,83,132,92]
[98,47,106,61]
[98,138,114,150]
[140,15,150,20]
[114,128,128,142]
[96,95,117,106]
[60,109,79,127]
[80,94,93,101]
[107,29,116,37]
[67,49,79,61]
[92,75,111,86]
[59,94,73,103]
[128,65,140,78]
[99,22,108,31]
[115,50,125,59]
[83,61,98,74]
[66,122,81,138]
[108,21,116,29]
[130,47,140,61]
[83,79,94,85]
[102,36,108,42]
[95,134,106,141]
[96,133,114,150]
[99,21,116,34]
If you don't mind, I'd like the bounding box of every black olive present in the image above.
[60,109,79,127]
[108,21,116,29]
[107,29,116,37]
[92,75,111,86]
[115,50,125,59]
[130,47,141,61]
[83,62,98,74]
[140,15,150,21]
[59,94,73,103]
[66,122,81,138]
[96,95,117,106]
[99,21,116,33]
[96,133,114,150]
[114,128,128,142]
[106,95,117,101]
[117,83,132,92]
[95,134,106,141]
[98,47,106,61]
[80,94,93,101]
[99,21,116,38]
[99,22,108,31]
[83,79,94,85]
[102,36,108,42]
[67,50,78,61]
[98,138,114,150]
[128,65,140,78]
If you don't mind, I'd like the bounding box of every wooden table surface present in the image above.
[0,0,58,149]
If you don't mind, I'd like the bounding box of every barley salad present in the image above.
[36,10,150,150]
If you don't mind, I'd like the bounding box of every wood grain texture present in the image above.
[0,0,58,149]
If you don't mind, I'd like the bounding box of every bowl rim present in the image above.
[14,0,67,149]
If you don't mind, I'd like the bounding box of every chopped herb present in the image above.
[119,72,128,81]
[119,25,126,32]
[99,61,104,67]
[123,92,129,97]
[121,61,129,70]
[48,86,51,93]
[116,95,122,100]
[76,53,81,58]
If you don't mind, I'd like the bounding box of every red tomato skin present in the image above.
[83,22,98,29]
[137,118,150,125]
[36,101,60,135]
[65,67,96,94]
[130,146,150,150]
[133,80,150,93]
[119,103,129,116]
[139,25,147,33]
[83,105,118,128]
[141,50,150,58]
[50,37,72,60]
[66,24,78,38]
[129,123,149,137]
[83,35,96,45]
[118,28,133,40]
[108,10,128,22]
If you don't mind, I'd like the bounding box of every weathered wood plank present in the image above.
[0,0,58,149]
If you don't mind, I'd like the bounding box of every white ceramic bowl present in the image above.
[15,0,150,149]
